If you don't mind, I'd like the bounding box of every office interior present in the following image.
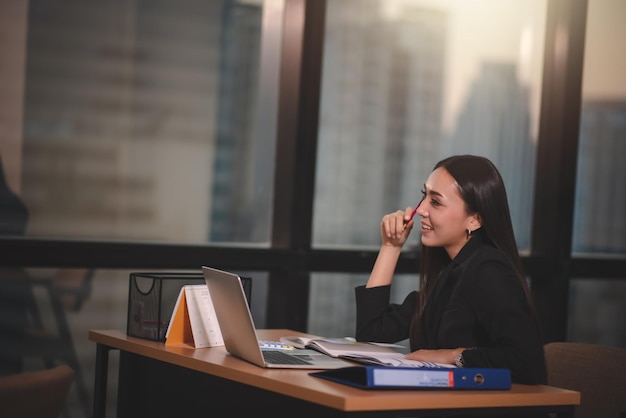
[0,0,624,417]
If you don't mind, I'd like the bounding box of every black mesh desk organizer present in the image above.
[127,272,252,341]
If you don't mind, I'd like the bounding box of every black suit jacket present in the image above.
[355,234,546,384]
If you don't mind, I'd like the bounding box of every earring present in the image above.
[466,228,472,239]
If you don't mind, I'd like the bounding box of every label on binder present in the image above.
[372,368,453,387]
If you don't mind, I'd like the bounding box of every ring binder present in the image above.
[310,366,512,390]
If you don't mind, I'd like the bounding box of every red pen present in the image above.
[401,199,423,232]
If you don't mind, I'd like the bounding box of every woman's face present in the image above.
[416,167,479,259]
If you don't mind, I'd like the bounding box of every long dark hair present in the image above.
[410,155,536,349]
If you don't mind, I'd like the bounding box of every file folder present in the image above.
[310,366,511,390]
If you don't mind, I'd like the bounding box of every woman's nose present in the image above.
[416,201,428,216]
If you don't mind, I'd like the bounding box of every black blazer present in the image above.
[355,234,547,384]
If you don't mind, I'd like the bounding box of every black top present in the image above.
[355,234,547,384]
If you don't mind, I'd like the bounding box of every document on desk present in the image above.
[280,336,450,368]
[310,366,512,390]
[339,352,454,368]
[280,336,404,357]
[165,284,224,348]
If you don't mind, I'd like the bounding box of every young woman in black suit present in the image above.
[355,155,546,385]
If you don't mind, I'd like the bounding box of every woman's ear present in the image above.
[469,213,482,232]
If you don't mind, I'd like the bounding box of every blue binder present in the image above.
[310,366,511,390]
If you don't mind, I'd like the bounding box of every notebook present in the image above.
[202,266,349,369]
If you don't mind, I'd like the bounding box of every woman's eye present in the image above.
[430,199,441,207]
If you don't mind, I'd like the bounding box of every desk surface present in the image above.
[89,329,580,413]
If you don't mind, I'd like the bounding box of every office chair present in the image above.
[0,364,75,418]
[21,269,94,417]
[544,341,626,418]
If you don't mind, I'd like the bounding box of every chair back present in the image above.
[544,342,626,418]
[0,365,74,418]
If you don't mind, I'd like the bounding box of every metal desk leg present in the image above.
[556,405,576,418]
[93,343,113,418]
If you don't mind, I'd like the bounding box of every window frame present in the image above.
[1,0,625,342]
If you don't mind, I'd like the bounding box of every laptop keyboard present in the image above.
[262,350,312,365]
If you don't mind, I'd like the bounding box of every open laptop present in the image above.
[202,266,349,369]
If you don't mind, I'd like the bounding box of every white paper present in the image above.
[183,284,224,348]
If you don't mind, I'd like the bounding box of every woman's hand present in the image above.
[366,207,416,288]
[405,348,464,366]
[380,207,415,247]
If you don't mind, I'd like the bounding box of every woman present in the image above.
[355,155,546,384]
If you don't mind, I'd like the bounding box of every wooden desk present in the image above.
[89,329,580,418]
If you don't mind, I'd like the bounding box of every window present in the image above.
[17,0,273,245]
[308,0,547,337]
[313,0,547,251]
[568,0,626,348]
[572,0,626,256]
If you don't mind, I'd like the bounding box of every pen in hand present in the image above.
[401,200,422,232]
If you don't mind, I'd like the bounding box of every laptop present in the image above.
[202,266,349,369]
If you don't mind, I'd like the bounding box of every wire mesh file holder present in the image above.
[126,272,252,341]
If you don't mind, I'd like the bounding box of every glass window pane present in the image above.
[10,0,273,245]
[308,272,417,339]
[313,0,547,251]
[568,278,626,347]
[572,0,626,255]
